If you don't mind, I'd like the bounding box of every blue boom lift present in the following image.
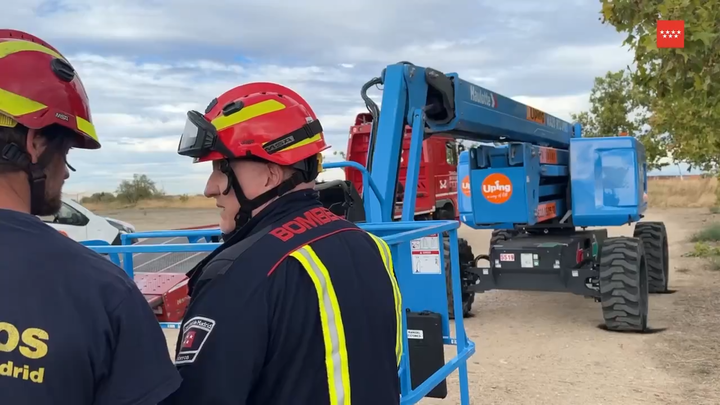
[344,61,669,333]
[88,61,669,405]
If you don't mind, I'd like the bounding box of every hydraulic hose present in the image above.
[359,61,415,221]
[360,76,382,174]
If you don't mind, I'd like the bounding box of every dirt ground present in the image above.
[102,207,720,405]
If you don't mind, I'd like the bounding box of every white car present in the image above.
[40,197,137,245]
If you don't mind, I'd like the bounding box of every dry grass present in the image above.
[81,176,719,211]
[81,195,217,211]
[647,176,718,208]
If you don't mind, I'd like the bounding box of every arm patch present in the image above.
[175,316,216,365]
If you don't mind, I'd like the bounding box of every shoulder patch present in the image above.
[175,316,216,365]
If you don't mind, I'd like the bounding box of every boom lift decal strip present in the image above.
[290,245,352,405]
[536,201,558,222]
[538,147,559,164]
[368,233,403,367]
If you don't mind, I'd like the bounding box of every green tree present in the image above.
[571,69,670,169]
[571,70,640,138]
[571,111,598,137]
[80,192,116,204]
[599,0,720,171]
[116,174,162,203]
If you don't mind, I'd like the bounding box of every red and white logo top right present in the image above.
[657,20,684,48]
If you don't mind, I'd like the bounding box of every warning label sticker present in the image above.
[411,233,441,275]
[407,329,424,340]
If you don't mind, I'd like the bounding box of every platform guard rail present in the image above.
[85,161,475,404]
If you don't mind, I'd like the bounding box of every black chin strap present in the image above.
[219,156,318,235]
[1,142,52,214]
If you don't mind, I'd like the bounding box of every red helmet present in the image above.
[0,29,99,149]
[178,82,329,167]
[179,83,329,230]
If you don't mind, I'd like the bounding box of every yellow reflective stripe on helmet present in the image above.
[0,113,17,128]
[367,233,403,367]
[0,40,65,61]
[0,88,97,141]
[290,245,351,405]
[0,88,47,117]
[76,116,98,141]
[211,99,285,131]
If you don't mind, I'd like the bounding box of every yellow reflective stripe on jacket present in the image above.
[367,233,403,367]
[290,245,351,405]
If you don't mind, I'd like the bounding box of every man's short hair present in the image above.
[0,123,76,176]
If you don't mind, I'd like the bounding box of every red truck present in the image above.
[342,112,461,221]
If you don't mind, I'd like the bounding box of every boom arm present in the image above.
[362,62,580,223]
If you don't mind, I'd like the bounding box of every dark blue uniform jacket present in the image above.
[160,190,401,405]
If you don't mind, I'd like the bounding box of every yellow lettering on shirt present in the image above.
[0,322,49,384]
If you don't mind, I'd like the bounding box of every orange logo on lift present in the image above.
[481,173,512,204]
[461,175,471,197]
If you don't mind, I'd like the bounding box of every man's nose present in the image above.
[204,177,219,198]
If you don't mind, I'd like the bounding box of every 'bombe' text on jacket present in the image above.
[269,207,343,242]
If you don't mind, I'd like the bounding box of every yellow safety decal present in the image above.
[0,88,47,118]
[211,99,285,132]
[0,89,97,141]
[0,113,17,128]
[0,40,65,61]
[76,116,98,141]
[290,245,351,405]
[368,233,403,367]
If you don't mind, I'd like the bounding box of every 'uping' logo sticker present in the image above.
[461,176,471,197]
[481,173,512,204]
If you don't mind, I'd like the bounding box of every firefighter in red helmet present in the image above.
[161,83,403,405]
[0,30,180,404]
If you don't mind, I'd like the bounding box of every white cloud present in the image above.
[511,94,591,122]
[0,0,636,195]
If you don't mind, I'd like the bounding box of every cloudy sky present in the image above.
[4,0,672,196]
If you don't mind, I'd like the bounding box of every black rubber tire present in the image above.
[490,229,518,247]
[633,222,669,293]
[598,236,649,332]
[444,236,476,319]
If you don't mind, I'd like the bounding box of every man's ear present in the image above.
[24,128,45,164]
[265,163,287,188]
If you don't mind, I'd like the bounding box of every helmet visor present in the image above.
[178,110,217,158]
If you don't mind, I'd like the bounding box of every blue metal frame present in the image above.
[93,229,223,278]
[87,220,474,405]
[120,229,222,245]
[84,152,476,404]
